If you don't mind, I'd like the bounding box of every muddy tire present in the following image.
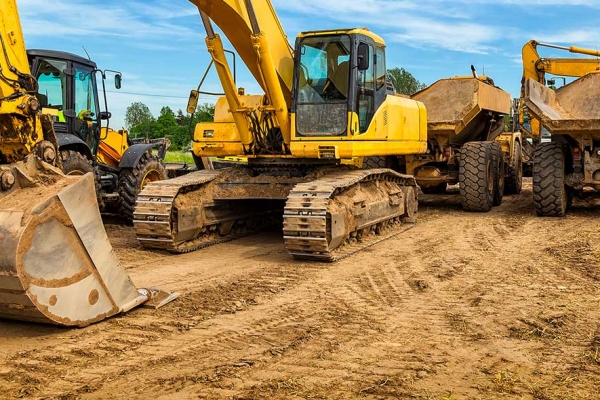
[492,142,504,206]
[118,152,168,223]
[505,140,523,194]
[60,149,104,209]
[459,142,494,212]
[60,149,94,176]
[533,142,570,217]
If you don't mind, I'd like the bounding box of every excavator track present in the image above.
[283,169,418,261]
[134,169,282,253]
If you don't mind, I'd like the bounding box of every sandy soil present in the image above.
[1,178,600,399]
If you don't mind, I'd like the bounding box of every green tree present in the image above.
[124,102,154,129]
[387,67,427,95]
[193,103,215,124]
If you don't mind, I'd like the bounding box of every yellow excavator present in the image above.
[0,0,173,326]
[520,40,600,216]
[134,0,428,261]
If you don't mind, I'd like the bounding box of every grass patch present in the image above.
[164,151,194,164]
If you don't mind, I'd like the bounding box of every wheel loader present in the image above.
[401,67,523,211]
[520,40,600,216]
[0,0,174,327]
[27,49,172,222]
[134,0,428,260]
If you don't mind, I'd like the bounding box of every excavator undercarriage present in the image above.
[135,163,418,261]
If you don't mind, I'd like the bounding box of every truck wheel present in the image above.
[505,141,523,194]
[492,142,504,206]
[459,142,494,212]
[362,156,399,170]
[118,152,168,223]
[533,142,571,216]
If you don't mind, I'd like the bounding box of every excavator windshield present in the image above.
[295,35,351,136]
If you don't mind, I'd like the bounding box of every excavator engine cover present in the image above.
[0,156,152,327]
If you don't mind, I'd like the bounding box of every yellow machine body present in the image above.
[520,40,600,139]
[97,127,130,167]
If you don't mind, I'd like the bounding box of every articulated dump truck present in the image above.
[523,72,600,216]
[0,0,174,327]
[405,73,523,211]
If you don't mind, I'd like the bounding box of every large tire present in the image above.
[459,142,494,212]
[492,142,505,206]
[60,149,94,176]
[505,140,523,194]
[60,149,104,209]
[533,142,570,217]
[118,152,168,223]
[362,156,399,170]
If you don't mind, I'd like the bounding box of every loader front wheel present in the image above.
[533,142,570,217]
[505,141,523,194]
[60,149,104,209]
[118,152,168,223]
[459,141,494,212]
[60,149,93,176]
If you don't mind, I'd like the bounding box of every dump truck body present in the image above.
[523,73,600,216]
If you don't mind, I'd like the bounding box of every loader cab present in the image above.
[292,29,388,137]
[27,50,104,158]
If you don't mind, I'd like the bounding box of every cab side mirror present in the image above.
[187,90,199,114]
[114,73,122,89]
[100,111,112,120]
[357,43,370,71]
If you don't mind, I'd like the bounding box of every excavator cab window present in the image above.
[356,43,375,132]
[295,35,351,136]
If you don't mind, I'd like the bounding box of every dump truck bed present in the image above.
[523,73,600,136]
[412,77,511,142]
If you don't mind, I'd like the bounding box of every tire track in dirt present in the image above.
[2,180,600,399]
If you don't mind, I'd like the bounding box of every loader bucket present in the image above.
[523,73,600,135]
[0,156,157,327]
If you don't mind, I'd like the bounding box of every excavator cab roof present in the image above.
[297,28,385,46]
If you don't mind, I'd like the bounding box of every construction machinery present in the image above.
[0,0,173,326]
[134,0,428,261]
[402,69,522,211]
[27,49,170,222]
[520,40,600,216]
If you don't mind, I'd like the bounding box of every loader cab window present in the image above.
[35,59,67,121]
[295,35,351,136]
[73,64,99,153]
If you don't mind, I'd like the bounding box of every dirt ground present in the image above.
[1,178,600,399]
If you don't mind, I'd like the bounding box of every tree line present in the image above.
[123,68,425,151]
[124,103,215,151]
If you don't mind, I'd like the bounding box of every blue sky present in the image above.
[18,0,600,128]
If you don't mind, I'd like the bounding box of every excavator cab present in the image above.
[293,31,387,137]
